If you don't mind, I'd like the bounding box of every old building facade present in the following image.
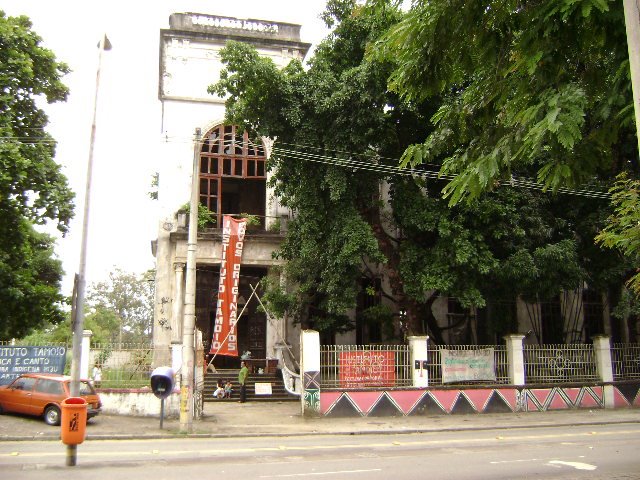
[152,13,621,372]
[152,13,310,369]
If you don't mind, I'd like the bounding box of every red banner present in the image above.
[210,216,247,356]
[339,351,396,388]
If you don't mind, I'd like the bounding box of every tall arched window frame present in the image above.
[199,125,267,228]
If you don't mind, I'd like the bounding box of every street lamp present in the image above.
[180,127,202,433]
[67,34,111,467]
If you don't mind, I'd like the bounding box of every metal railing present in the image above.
[320,344,412,388]
[426,344,510,386]
[90,343,154,388]
[612,343,640,380]
[319,342,609,388]
[524,344,598,383]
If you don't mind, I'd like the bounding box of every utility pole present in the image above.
[623,0,640,155]
[180,127,202,433]
[68,34,111,467]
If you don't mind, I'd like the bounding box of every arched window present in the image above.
[199,125,266,228]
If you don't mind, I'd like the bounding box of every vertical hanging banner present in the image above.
[210,215,247,356]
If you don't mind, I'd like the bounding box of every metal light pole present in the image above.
[180,127,202,433]
[67,34,111,467]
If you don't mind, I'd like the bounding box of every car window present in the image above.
[12,377,36,391]
[35,379,64,395]
[79,381,96,396]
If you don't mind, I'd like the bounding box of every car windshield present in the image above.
[79,381,96,396]
[12,377,36,391]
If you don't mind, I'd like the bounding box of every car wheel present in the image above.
[0,403,4,414]
[44,405,61,426]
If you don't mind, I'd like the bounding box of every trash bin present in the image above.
[60,397,88,445]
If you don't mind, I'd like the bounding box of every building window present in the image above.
[199,125,266,228]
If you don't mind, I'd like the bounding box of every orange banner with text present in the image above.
[210,216,247,356]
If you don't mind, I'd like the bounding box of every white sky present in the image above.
[2,1,330,296]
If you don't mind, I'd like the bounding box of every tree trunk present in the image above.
[417,292,445,344]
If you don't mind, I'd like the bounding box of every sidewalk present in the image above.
[2,401,639,441]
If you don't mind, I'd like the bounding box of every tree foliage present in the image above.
[212,0,634,342]
[0,220,66,339]
[596,174,640,295]
[372,0,637,204]
[20,306,119,345]
[0,12,74,339]
[211,2,402,333]
[87,269,154,343]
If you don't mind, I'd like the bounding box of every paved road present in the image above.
[2,401,639,440]
[2,422,640,479]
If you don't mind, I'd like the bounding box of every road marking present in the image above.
[1,429,639,462]
[548,460,596,471]
[259,469,381,477]
[490,459,540,464]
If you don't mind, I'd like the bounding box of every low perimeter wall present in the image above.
[97,389,180,417]
[319,382,640,417]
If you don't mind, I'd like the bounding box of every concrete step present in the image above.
[203,370,297,402]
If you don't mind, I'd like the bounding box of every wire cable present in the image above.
[1,133,614,199]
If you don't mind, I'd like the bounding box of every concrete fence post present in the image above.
[408,336,430,387]
[592,335,614,408]
[81,329,92,379]
[504,334,526,386]
[300,330,320,417]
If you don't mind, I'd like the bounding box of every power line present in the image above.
[161,134,614,199]
[1,133,613,199]
[271,145,613,200]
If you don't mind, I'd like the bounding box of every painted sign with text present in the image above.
[339,351,396,388]
[210,216,247,357]
[441,348,496,383]
[0,346,67,385]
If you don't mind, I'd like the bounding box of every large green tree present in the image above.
[372,0,639,338]
[373,0,637,204]
[212,0,631,343]
[87,269,154,343]
[0,12,74,339]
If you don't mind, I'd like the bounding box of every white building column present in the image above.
[593,335,614,408]
[300,330,320,416]
[408,336,429,387]
[504,334,526,385]
[153,220,174,352]
[265,269,288,358]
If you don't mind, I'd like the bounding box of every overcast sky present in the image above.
[2,1,330,296]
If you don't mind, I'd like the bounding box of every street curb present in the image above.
[3,419,640,442]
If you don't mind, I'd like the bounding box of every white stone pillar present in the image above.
[408,336,429,387]
[81,330,93,379]
[504,334,526,385]
[593,335,614,408]
[172,262,185,344]
[153,221,174,351]
[300,330,320,416]
[266,269,288,358]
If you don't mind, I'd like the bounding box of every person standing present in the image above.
[91,363,102,389]
[238,361,249,403]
